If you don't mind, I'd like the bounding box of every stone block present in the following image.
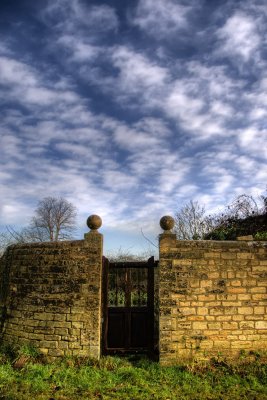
[200,280,213,288]
[231,341,252,349]
[66,314,84,322]
[44,335,61,341]
[231,280,242,287]
[232,315,243,321]
[208,322,221,330]
[250,287,266,294]
[68,342,81,349]
[255,321,267,329]
[182,308,196,315]
[238,307,254,315]
[228,287,246,294]
[72,321,84,329]
[54,328,69,336]
[237,253,253,260]
[70,306,85,314]
[221,253,236,260]
[187,315,204,321]
[39,341,58,349]
[216,315,232,321]
[58,341,69,350]
[53,314,67,322]
[246,315,263,321]
[213,341,231,349]
[27,333,44,340]
[34,312,54,321]
[72,349,89,356]
[198,295,216,301]
[227,272,235,279]
[52,321,72,328]
[197,307,208,315]
[192,322,207,330]
[238,294,251,301]
[253,306,265,314]
[222,321,238,329]
[48,348,65,357]
[252,294,267,301]
[207,272,220,280]
[39,348,49,355]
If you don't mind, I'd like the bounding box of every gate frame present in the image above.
[101,256,157,356]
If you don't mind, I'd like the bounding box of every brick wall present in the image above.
[0,231,103,359]
[159,233,267,364]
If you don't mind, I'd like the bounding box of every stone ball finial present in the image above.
[87,215,102,231]
[160,215,174,231]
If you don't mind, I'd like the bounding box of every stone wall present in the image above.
[0,230,103,359]
[159,232,267,364]
[1,216,266,364]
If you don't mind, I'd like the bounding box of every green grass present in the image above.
[0,348,266,399]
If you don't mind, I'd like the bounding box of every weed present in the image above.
[18,344,41,359]
[0,343,17,362]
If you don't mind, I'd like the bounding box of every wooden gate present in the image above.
[102,257,156,355]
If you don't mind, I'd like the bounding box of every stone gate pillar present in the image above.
[158,216,177,364]
[83,215,103,358]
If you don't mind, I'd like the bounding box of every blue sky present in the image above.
[0,0,266,254]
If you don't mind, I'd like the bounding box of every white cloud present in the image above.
[113,124,163,152]
[238,127,267,158]
[210,100,234,117]
[0,55,80,109]
[0,202,33,225]
[249,108,267,120]
[111,46,168,93]
[235,155,257,177]
[132,0,192,37]
[57,35,101,62]
[214,174,235,195]
[88,4,119,31]
[0,56,37,86]
[102,170,138,191]
[54,142,99,163]
[23,87,78,106]
[216,11,261,62]
[43,0,119,33]
[0,134,24,162]
[158,164,190,194]
[133,117,171,138]
[165,86,204,119]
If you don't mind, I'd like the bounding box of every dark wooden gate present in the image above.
[102,257,156,355]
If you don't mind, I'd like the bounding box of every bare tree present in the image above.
[0,231,14,256]
[31,197,77,241]
[174,200,214,240]
[5,224,49,243]
[0,197,77,253]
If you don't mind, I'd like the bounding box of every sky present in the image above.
[0,0,266,254]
